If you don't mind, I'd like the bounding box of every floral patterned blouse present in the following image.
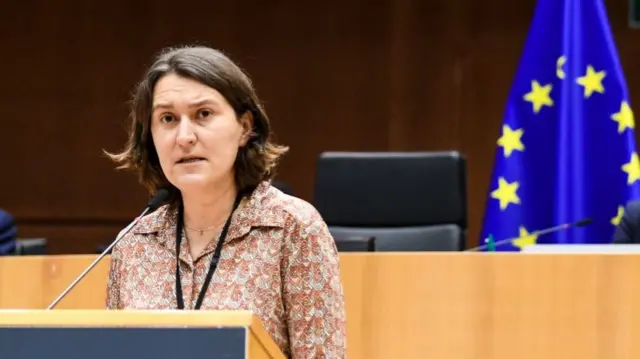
[106,181,346,358]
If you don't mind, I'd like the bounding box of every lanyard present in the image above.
[175,193,243,310]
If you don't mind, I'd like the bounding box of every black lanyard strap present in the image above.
[175,193,243,310]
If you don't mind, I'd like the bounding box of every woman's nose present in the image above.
[176,116,196,146]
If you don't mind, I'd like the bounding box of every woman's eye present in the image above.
[197,109,212,119]
[160,114,174,123]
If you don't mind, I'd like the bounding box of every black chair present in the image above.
[14,238,47,255]
[313,151,467,251]
[334,236,376,252]
[271,180,295,196]
[96,244,111,254]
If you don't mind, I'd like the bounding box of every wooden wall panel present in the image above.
[0,0,638,252]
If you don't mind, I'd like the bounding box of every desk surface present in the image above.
[2,253,640,359]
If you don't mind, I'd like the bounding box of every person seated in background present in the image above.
[104,45,346,358]
[613,200,640,243]
[0,209,17,255]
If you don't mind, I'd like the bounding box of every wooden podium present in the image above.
[0,309,285,359]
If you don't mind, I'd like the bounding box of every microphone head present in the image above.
[575,218,593,227]
[147,188,170,210]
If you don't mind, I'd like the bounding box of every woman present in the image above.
[0,209,17,255]
[105,46,346,358]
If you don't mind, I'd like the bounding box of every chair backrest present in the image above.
[313,151,467,251]
[334,236,376,252]
[271,180,295,196]
[14,238,47,255]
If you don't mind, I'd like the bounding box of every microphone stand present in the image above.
[46,189,168,310]
[466,218,593,252]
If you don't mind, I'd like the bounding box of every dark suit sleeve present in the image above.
[613,201,640,244]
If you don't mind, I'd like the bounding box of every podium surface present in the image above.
[0,309,284,359]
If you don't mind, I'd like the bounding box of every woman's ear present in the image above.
[239,111,254,146]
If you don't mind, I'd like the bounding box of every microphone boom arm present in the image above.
[46,189,169,310]
[467,218,593,252]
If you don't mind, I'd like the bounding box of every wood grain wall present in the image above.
[1,0,638,253]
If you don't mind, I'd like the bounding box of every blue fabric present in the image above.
[0,209,17,255]
[480,0,640,251]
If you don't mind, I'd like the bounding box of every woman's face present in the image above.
[150,73,251,193]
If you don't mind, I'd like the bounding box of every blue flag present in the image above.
[480,0,640,251]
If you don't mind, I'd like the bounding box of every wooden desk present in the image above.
[2,253,640,358]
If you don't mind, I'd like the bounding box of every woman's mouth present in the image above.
[177,157,206,164]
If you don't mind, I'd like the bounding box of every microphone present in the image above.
[46,189,169,310]
[466,217,593,252]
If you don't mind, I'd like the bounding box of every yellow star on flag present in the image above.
[491,177,521,211]
[523,80,553,114]
[556,55,566,79]
[512,226,538,249]
[611,206,625,226]
[576,65,606,98]
[611,101,635,134]
[622,152,640,185]
[497,125,524,157]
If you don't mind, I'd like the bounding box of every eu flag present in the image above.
[480,0,640,251]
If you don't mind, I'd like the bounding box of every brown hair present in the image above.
[105,45,289,204]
